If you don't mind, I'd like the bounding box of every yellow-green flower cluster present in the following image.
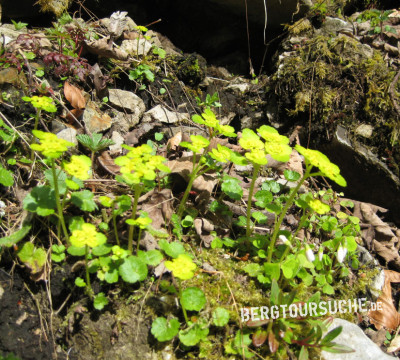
[70,223,107,248]
[63,155,92,180]
[295,145,347,187]
[239,126,293,165]
[307,199,330,215]
[258,125,292,162]
[165,253,197,280]
[114,144,170,185]
[209,144,231,163]
[31,130,75,159]
[126,214,152,229]
[180,135,210,154]
[192,109,236,137]
[22,95,57,112]
[239,129,267,165]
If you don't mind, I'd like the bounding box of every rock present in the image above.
[319,17,353,35]
[0,24,25,45]
[109,131,124,155]
[111,110,142,133]
[320,126,400,226]
[82,101,112,134]
[108,89,146,115]
[370,269,385,300]
[355,124,373,139]
[142,105,189,124]
[321,318,395,360]
[120,39,153,56]
[225,81,250,94]
[56,128,78,145]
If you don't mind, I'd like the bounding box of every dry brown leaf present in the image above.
[373,239,400,270]
[65,108,84,125]
[141,189,174,229]
[285,149,304,176]
[125,122,161,146]
[361,203,395,241]
[167,131,182,151]
[369,270,400,330]
[84,38,129,61]
[90,63,109,100]
[97,151,120,175]
[387,335,400,353]
[64,82,86,110]
[193,218,215,247]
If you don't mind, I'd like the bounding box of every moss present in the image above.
[36,0,71,17]
[271,31,399,170]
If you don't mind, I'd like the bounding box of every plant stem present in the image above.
[84,245,93,299]
[137,228,142,252]
[246,164,261,240]
[128,184,142,253]
[178,279,189,325]
[51,159,69,244]
[112,213,120,246]
[176,160,204,220]
[30,110,41,161]
[266,167,311,263]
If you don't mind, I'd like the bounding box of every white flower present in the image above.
[305,245,315,262]
[279,234,291,247]
[318,247,324,262]
[336,245,347,263]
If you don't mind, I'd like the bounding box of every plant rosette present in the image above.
[31,130,75,159]
[165,253,197,280]
[22,95,57,113]
[69,223,107,248]
[63,155,92,180]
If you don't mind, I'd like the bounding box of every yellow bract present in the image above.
[295,145,347,187]
[63,155,92,180]
[31,130,75,159]
[308,199,331,215]
[115,144,170,185]
[165,254,197,280]
[70,223,107,248]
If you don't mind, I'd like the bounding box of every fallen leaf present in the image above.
[65,108,84,125]
[97,151,120,175]
[387,335,400,353]
[193,218,215,247]
[361,203,395,241]
[167,131,182,151]
[369,270,400,330]
[84,38,129,61]
[64,82,86,110]
[141,189,174,229]
[90,63,109,100]
[373,239,400,270]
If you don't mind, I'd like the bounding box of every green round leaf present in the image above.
[137,250,164,266]
[151,317,180,342]
[179,323,209,347]
[180,287,206,311]
[212,307,230,327]
[93,292,109,310]
[75,277,86,287]
[119,256,148,283]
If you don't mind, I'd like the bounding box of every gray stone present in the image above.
[108,89,146,115]
[355,124,374,138]
[225,81,250,94]
[369,269,385,300]
[320,17,353,35]
[82,101,112,134]
[109,131,124,155]
[56,128,78,145]
[142,105,189,124]
[112,111,142,132]
[0,24,24,45]
[321,318,395,360]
